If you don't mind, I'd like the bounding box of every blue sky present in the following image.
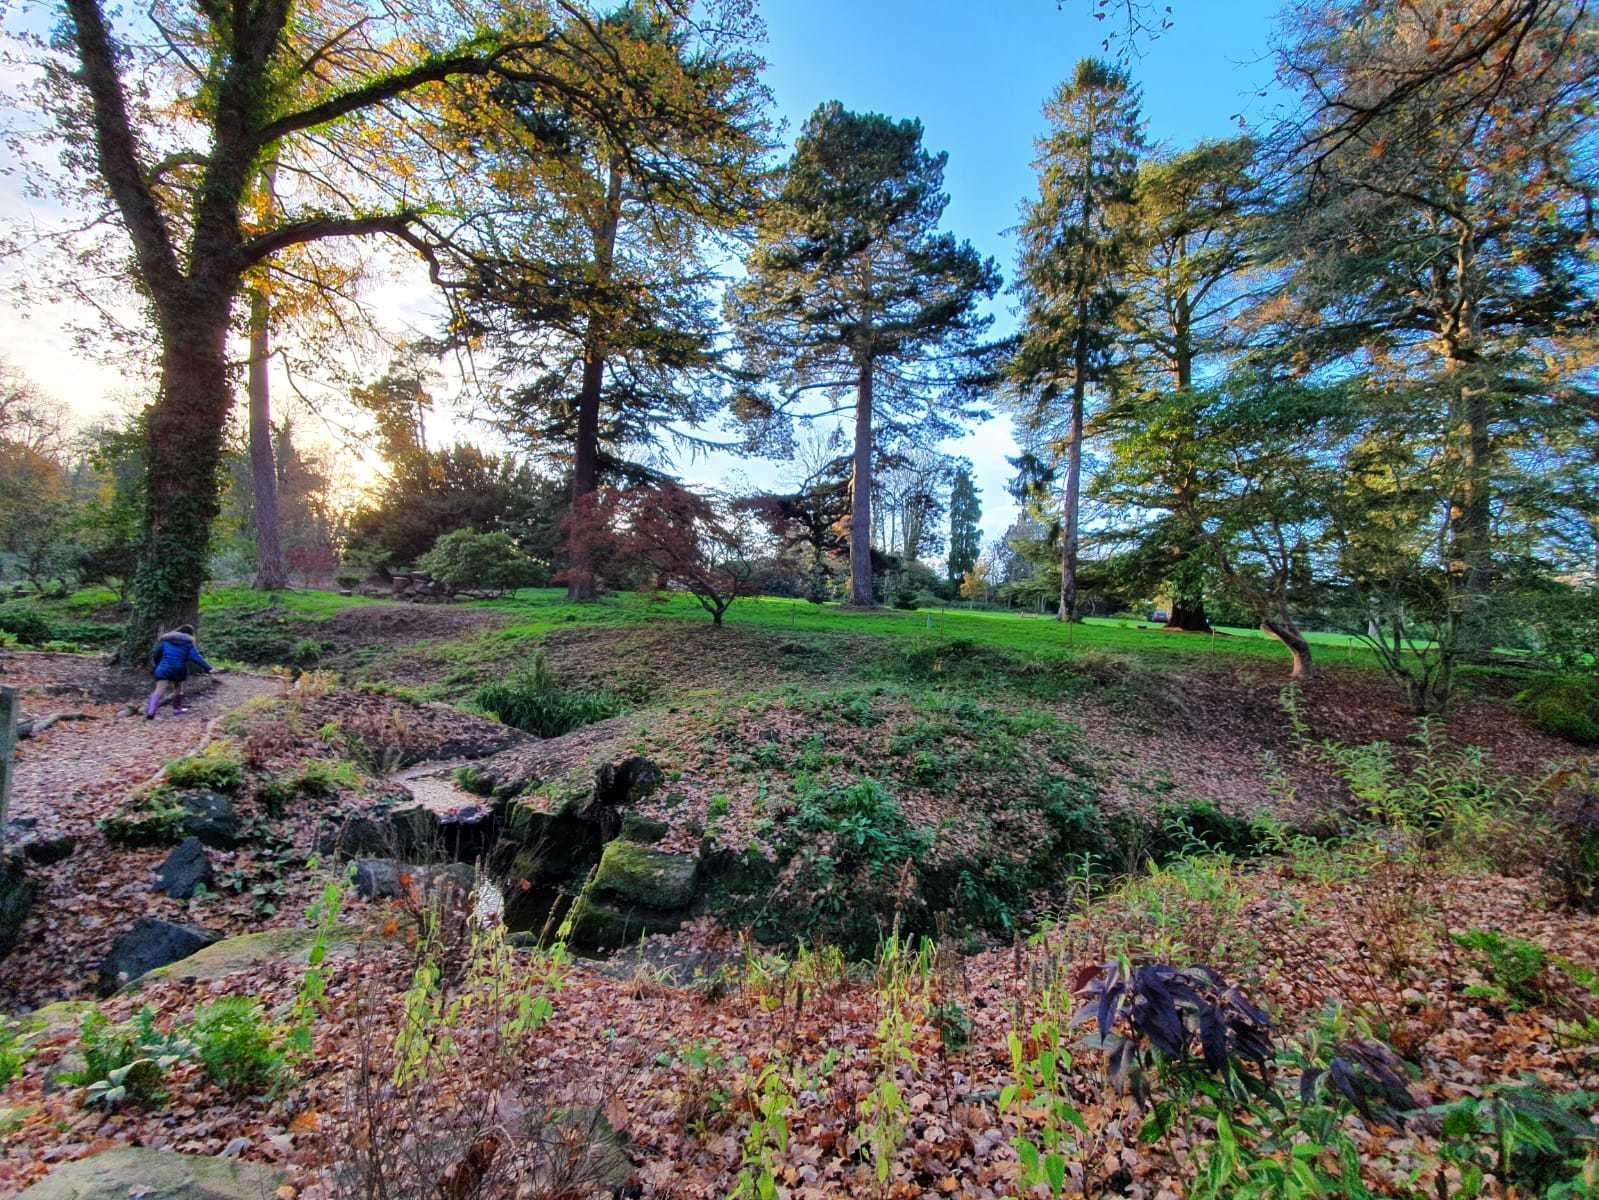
[684,0,1288,544]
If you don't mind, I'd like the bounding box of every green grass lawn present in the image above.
[472,588,1383,672]
[20,579,1543,689]
[19,583,1484,680]
[199,585,375,621]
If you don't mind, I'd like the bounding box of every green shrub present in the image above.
[417,528,540,596]
[474,652,622,737]
[1527,587,1599,675]
[1435,1085,1599,1197]
[99,790,188,847]
[288,637,325,667]
[164,746,244,792]
[205,609,300,665]
[46,619,120,647]
[288,758,360,797]
[0,604,52,646]
[1517,675,1599,746]
[1144,800,1269,862]
[187,998,284,1095]
[773,777,934,954]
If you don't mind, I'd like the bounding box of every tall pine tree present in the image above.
[1011,60,1144,621]
[730,102,999,606]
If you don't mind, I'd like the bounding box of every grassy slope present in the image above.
[473,588,1385,670]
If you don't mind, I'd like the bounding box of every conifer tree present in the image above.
[1011,59,1144,620]
[730,102,999,606]
[947,466,982,585]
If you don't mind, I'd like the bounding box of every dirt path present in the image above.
[2,657,280,1010]
[5,663,277,841]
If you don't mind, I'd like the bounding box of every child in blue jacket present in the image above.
[144,624,215,719]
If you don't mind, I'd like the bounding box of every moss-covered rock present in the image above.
[132,927,355,988]
[591,839,698,910]
[501,767,594,840]
[1518,675,1599,746]
[567,895,684,951]
[317,802,439,860]
[17,1147,282,1200]
[595,756,662,806]
[619,812,669,844]
[13,999,96,1039]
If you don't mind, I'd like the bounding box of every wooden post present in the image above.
[0,687,15,839]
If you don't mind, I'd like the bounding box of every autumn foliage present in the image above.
[567,483,759,625]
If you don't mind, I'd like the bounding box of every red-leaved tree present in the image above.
[574,484,759,625]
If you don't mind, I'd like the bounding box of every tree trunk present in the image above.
[248,285,288,591]
[849,360,875,606]
[1262,616,1313,680]
[1165,596,1210,632]
[1448,375,1493,654]
[1166,295,1209,632]
[1059,318,1087,622]
[121,308,233,663]
[566,347,605,602]
[565,162,624,604]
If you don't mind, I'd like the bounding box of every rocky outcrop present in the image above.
[17,1147,283,1200]
[98,918,219,994]
[5,818,77,865]
[317,801,440,859]
[389,571,454,603]
[13,999,97,1039]
[352,858,476,900]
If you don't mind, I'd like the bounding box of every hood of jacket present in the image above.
[159,631,196,646]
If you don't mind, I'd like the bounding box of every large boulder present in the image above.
[155,837,214,899]
[13,999,97,1040]
[595,756,663,807]
[175,790,242,849]
[17,1147,283,1200]
[0,854,36,963]
[98,918,219,994]
[567,896,684,951]
[6,817,77,865]
[353,857,403,899]
[353,858,476,900]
